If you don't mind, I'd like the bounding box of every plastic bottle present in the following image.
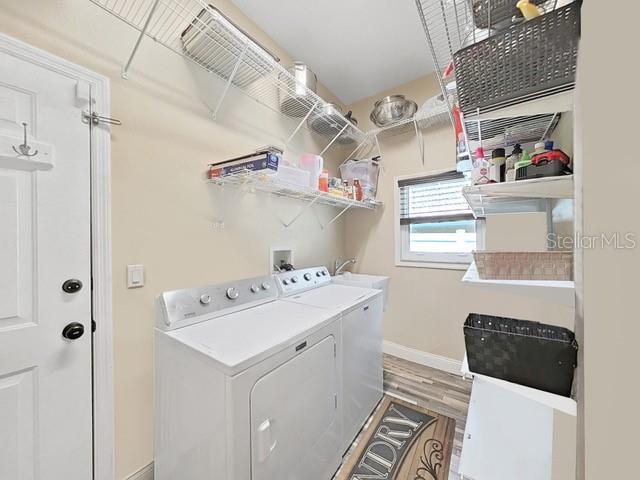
[354,179,363,201]
[471,147,490,185]
[490,148,506,183]
[505,144,522,182]
[533,141,548,156]
[514,150,532,181]
[318,169,329,192]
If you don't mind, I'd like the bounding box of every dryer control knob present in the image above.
[261,282,271,290]
[226,287,239,300]
[199,294,212,305]
[250,284,260,293]
[282,279,289,286]
[316,271,322,277]
[303,273,312,281]
[291,276,298,283]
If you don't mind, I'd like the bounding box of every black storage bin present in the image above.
[472,0,546,30]
[454,0,582,116]
[464,313,578,396]
[515,160,571,180]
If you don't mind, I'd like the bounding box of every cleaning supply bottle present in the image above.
[533,141,548,156]
[471,147,490,185]
[489,148,506,183]
[514,150,532,181]
[505,144,522,182]
[318,169,329,192]
[516,0,542,21]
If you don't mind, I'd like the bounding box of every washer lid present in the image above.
[165,300,338,375]
[283,284,380,311]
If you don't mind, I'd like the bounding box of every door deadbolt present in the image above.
[62,279,83,294]
[62,322,85,340]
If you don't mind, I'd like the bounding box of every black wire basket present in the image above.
[464,313,578,396]
[454,0,582,116]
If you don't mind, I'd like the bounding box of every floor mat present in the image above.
[336,396,456,480]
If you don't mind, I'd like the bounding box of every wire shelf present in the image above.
[369,96,452,140]
[465,113,560,154]
[462,174,573,218]
[209,170,380,211]
[89,0,367,145]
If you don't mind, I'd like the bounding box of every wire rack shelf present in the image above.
[208,170,380,211]
[88,0,367,146]
[465,113,560,155]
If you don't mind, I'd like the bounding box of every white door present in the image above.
[251,335,341,480]
[0,50,93,479]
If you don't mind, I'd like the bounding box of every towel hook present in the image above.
[12,122,38,157]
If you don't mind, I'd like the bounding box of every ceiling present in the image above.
[230,0,436,105]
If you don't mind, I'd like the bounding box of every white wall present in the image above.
[575,1,640,477]
[0,1,352,477]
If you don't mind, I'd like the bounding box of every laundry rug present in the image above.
[336,396,456,480]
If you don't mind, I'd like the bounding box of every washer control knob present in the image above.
[291,276,298,283]
[261,282,271,290]
[226,287,239,300]
[283,279,290,286]
[316,271,322,277]
[199,294,212,305]
[321,270,327,276]
[250,284,260,293]
[303,273,312,281]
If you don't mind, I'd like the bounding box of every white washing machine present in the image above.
[155,274,343,480]
[274,266,384,454]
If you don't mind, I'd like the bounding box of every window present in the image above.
[396,170,478,267]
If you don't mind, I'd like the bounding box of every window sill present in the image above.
[395,259,470,271]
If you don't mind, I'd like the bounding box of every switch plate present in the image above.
[127,264,144,288]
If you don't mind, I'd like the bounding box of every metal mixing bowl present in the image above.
[370,95,418,127]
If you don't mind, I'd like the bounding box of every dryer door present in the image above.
[251,335,340,480]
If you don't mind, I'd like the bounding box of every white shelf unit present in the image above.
[463,174,574,218]
[462,261,575,307]
[460,373,576,480]
[88,0,368,148]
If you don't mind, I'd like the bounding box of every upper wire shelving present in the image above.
[88,0,368,150]
[413,0,572,166]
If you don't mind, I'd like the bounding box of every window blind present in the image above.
[398,171,473,225]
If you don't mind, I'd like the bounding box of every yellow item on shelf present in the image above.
[516,0,542,21]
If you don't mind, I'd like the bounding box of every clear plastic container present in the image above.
[298,154,323,190]
[339,159,380,200]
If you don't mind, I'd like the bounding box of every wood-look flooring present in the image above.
[336,354,472,480]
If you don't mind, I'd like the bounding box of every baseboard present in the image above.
[383,340,463,375]
[126,463,153,480]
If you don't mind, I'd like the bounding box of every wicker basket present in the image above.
[472,0,546,29]
[454,0,582,115]
[473,251,573,281]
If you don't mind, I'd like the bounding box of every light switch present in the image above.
[127,264,144,288]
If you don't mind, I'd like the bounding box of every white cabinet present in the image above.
[341,295,384,452]
[460,376,576,480]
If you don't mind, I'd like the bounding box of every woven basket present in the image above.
[472,0,546,29]
[473,251,573,281]
[454,0,582,115]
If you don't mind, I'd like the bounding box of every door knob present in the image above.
[62,322,85,340]
[62,279,83,293]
